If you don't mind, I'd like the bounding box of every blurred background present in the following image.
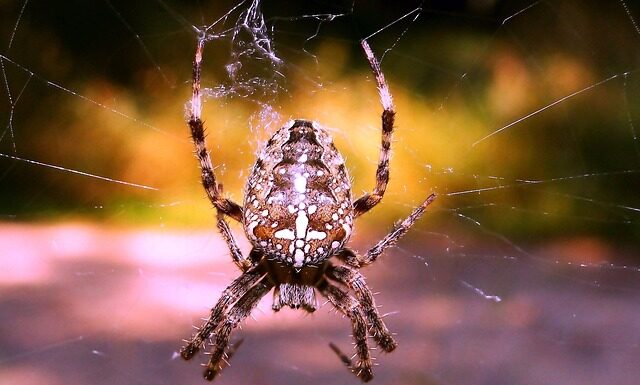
[1,1,639,384]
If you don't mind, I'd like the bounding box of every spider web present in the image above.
[1,1,640,385]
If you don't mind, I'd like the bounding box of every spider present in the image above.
[180,36,436,382]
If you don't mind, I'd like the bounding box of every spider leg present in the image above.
[341,193,437,267]
[180,269,263,360]
[216,184,252,272]
[327,264,397,352]
[320,279,373,382]
[208,338,244,377]
[202,278,273,381]
[189,37,243,222]
[353,39,395,218]
[329,341,354,367]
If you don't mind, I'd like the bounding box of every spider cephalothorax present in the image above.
[180,37,436,382]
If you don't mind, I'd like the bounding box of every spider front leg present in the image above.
[353,40,396,218]
[327,264,397,352]
[189,37,243,222]
[202,278,273,381]
[320,280,373,382]
[180,269,263,360]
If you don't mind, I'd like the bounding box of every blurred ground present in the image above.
[1,223,639,385]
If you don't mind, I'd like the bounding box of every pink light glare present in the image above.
[0,225,53,284]
[0,223,316,341]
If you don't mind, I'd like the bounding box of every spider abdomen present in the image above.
[244,119,353,268]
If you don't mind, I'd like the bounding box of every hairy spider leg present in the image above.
[341,193,437,267]
[327,264,397,352]
[353,40,396,218]
[215,184,251,271]
[189,37,244,222]
[180,269,263,360]
[320,280,374,382]
[329,341,354,367]
[202,278,273,381]
[209,338,244,376]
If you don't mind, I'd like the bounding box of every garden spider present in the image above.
[180,36,436,382]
